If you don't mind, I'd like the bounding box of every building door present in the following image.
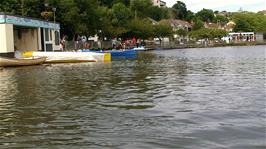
[43,28,53,51]
[41,28,44,51]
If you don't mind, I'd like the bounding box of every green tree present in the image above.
[98,0,114,7]
[232,12,266,32]
[0,0,21,15]
[192,18,204,30]
[148,6,169,21]
[233,19,252,32]
[215,15,229,24]
[176,29,188,37]
[98,0,130,7]
[130,0,152,18]
[112,3,132,26]
[172,1,187,19]
[113,0,130,6]
[186,10,195,22]
[126,18,153,39]
[196,8,215,22]
[153,23,173,45]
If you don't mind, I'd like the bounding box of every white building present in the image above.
[151,0,166,7]
[152,0,160,7]
[0,13,60,57]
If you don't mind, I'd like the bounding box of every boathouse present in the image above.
[0,13,60,57]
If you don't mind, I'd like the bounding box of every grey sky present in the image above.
[163,0,266,12]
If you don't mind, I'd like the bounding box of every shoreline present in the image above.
[147,42,266,50]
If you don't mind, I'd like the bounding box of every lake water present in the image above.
[0,46,265,149]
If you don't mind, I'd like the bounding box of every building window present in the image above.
[45,28,49,41]
[50,29,53,41]
[55,31,60,45]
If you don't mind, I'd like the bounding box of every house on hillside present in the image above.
[147,18,159,25]
[225,21,235,32]
[204,21,235,32]
[160,19,192,31]
[204,22,223,29]
[160,1,166,7]
[159,19,192,43]
[151,0,166,8]
[258,10,266,15]
[0,13,60,57]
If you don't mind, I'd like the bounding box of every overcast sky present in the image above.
[164,0,266,12]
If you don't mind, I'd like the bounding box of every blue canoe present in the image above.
[82,49,137,59]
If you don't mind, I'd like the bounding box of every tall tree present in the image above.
[233,19,252,32]
[153,23,173,45]
[232,12,266,32]
[186,10,195,22]
[130,0,152,18]
[148,6,169,21]
[112,2,132,26]
[0,0,22,15]
[126,18,153,39]
[192,18,204,30]
[214,15,229,24]
[172,1,187,20]
[196,8,215,22]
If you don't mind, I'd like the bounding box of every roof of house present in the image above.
[159,19,192,28]
[0,12,60,29]
[204,22,220,29]
[258,10,266,15]
[147,17,159,25]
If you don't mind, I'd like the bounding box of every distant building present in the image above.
[258,10,266,15]
[159,19,192,31]
[216,11,228,16]
[151,0,166,8]
[225,21,236,32]
[159,19,192,43]
[147,18,159,25]
[160,1,166,7]
[255,32,264,43]
[204,21,235,32]
[152,0,160,7]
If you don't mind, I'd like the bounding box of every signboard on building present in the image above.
[0,14,60,29]
[0,15,5,23]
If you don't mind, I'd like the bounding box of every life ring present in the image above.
[81,36,87,42]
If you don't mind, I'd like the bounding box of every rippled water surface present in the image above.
[0,46,265,148]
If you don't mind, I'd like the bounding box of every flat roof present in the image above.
[0,13,60,30]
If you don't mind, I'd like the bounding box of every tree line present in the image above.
[0,0,265,41]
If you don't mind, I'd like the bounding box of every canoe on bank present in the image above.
[0,57,46,67]
[22,51,111,63]
[82,49,137,58]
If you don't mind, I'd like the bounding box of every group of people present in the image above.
[112,37,142,50]
[60,34,91,51]
[60,34,144,51]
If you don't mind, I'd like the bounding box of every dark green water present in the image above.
[0,46,265,149]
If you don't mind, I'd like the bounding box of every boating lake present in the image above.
[0,45,265,148]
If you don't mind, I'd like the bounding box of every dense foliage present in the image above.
[0,0,265,41]
[231,12,266,32]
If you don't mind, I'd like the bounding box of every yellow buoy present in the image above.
[104,52,111,62]
[22,51,33,58]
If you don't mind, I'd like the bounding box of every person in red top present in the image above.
[132,37,137,46]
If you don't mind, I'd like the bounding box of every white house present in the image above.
[0,13,60,57]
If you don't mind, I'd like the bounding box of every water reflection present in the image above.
[0,46,265,148]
